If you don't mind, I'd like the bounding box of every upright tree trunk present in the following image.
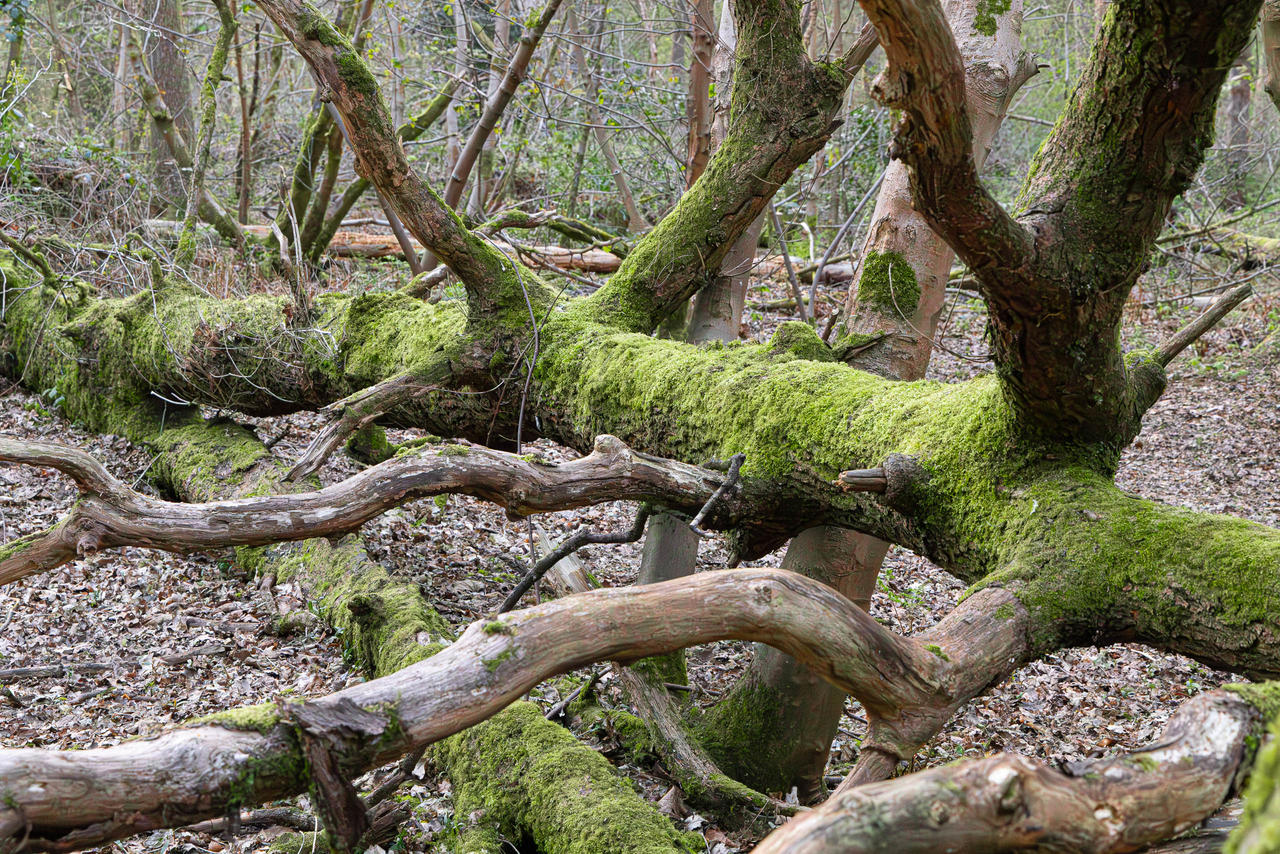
[446,0,466,170]
[467,0,510,217]
[1265,1,1280,113]
[112,3,135,150]
[146,0,193,211]
[686,2,759,345]
[699,0,1035,802]
[684,0,714,186]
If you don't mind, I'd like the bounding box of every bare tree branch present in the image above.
[0,435,749,584]
[0,569,973,851]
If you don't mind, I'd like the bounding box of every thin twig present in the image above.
[498,506,654,612]
[689,453,744,537]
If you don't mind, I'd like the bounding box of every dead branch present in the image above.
[498,505,654,612]
[1156,283,1254,367]
[0,569,966,850]
[286,369,446,482]
[0,435,737,584]
[757,691,1259,854]
[139,220,623,270]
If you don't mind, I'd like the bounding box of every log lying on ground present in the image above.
[0,571,1272,853]
[140,219,624,272]
[1166,228,1280,269]
[0,261,690,853]
[756,690,1262,853]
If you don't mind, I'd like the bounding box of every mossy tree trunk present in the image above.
[0,260,695,854]
[700,0,1036,802]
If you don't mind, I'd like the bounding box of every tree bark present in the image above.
[684,0,714,187]
[1,1,1277,850]
[145,0,193,210]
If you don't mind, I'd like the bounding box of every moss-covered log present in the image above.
[5,0,1280,845]
[0,261,690,854]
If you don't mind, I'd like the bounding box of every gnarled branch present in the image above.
[0,569,962,850]
[760,690,1260,854]
[0,435,759,584]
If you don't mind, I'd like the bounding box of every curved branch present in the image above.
[758,690,1260,853]
[853,0,1035,280]
[0,569,948,850]
[0,435,755,584]
[249,0,522,316]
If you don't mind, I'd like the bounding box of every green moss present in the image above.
[257,536,453,676]
[925,644,950,661]
[483,647,516,673]
[483,620,515,636]
[768,321,836,362]
[346,424,393,465]
[605,708,659,764]
[227,747,310,809]
[692,682,793,794]
[629,652,688,688]
[973,0,1012,36]
[993,602,1015,620]
[440,444,471,457]
[1227,712,1280,853]
[190,702,282,735]
[856,250,920,316]
[984,467,1280,660]
[431,702,699,854]
[1126,754,1158,773]
[1228,683,1280,722]
[829,330,886,363]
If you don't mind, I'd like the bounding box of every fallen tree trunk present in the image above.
[0,568,975,849]
[0,570,1271,853]
[0,262,691,854]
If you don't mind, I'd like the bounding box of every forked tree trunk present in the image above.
[699,0,1034,802]
[2,1,1278,851]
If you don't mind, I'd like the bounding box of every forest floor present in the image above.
[0,258,1277,854]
